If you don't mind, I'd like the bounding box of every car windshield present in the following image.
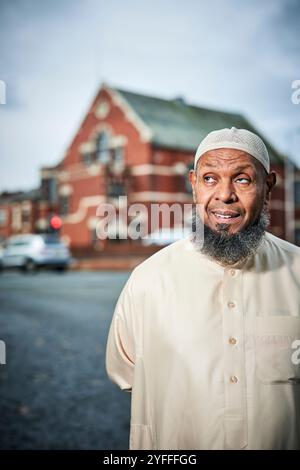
[9,239,31,246]
[42,235,64,246]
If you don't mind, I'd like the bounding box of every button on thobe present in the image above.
[222,267,246,448]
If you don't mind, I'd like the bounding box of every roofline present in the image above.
[114,85,247,119]
[103,83,153,143]
[106,85,292,167]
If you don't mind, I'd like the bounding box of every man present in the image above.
[106,127,300,450]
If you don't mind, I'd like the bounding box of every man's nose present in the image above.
[214,181,237,203]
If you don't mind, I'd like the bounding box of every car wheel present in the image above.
[22,259,36,273]
[55,265,67,272]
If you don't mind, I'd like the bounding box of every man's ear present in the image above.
[264,171,276,205]
[189,169,197,201]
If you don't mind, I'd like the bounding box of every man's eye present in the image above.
[204,176,216,183]
[236,178,250,184]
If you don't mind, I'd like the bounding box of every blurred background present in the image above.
[0,0,300,449]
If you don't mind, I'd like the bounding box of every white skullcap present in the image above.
[194,127,270,173]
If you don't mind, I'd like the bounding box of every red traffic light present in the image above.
[50,215,62,230]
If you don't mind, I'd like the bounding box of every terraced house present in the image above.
[1,84,299,254]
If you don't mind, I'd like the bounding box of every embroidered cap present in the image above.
[194,127,270,173]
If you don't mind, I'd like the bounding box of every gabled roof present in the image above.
[115,87,284,165]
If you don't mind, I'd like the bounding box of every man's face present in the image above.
[189,148,276,235]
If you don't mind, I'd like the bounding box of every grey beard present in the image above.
[191,206,270,266]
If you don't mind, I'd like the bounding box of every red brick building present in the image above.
[0,189,51,241]
[1,84,299,253]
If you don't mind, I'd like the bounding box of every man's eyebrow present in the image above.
[231,165,256,174]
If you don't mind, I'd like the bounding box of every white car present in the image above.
[142,227,192,246]
[0,234,72,272]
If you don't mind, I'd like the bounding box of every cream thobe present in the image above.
[106,232,300,450]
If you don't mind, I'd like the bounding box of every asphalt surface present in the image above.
[0,270,132,449]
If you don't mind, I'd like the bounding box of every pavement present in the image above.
[70,255,148,271]
[0,270,132,449]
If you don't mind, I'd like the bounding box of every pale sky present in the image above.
[0,0,300,192]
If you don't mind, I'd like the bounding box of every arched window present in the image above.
[95,132,110,164]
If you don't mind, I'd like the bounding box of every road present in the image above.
[0,270,132,449]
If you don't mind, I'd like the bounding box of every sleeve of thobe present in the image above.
[105,277,136,392]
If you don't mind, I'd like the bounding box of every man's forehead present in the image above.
[198,149,259,171]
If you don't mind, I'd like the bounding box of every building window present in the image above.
[107,179,126,198]
[22,208,30,224]
[114,147,124,164]
[41,177,57,203]
[82,152,94,166]
[49,178,57,203]
[59,195,70,216]
[95,132,111,164]
[12,205,22,231]
[0,209,7,227]
[295,181,300,207]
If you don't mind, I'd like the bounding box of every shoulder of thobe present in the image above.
[107,274,137,365]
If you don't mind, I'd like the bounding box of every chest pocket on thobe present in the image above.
[255,316,300,385]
